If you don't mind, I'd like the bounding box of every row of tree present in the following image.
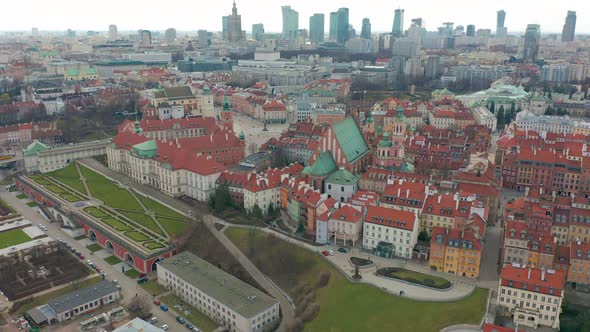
[488,101,522,130]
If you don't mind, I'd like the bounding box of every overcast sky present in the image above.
[4,0,588,34]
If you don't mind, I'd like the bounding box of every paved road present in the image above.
[478,224,502,288]
[0,190,188,332]
[204,215,294,332]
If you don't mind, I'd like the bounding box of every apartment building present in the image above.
[429,227,483,278]
[157,253,280,332]
[568,241,590,287]
[363,205,419,259]
[497,263,565,329]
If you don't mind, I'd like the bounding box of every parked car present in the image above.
[161,324,169,331]
[176,316,186,324]
[321,251,330,256]
[328,250,334,256]
[138,273,147,278]
[74,251,81,256]
[338,248,348,253]
[160,304,169,311]
[79,255,85,260]
[185,323,194,330]
[150,317,158,324]
[137,277,148,284]
[153,299,161,305]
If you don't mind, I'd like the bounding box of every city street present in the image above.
[0,189,192,332]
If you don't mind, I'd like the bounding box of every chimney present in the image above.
[527,267,531,280]
[541,268,546,281]
[406,189,410,198]
[437,195,442,204]
[398,178,403,185]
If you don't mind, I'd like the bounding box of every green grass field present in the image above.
[377,267,451,289]
[0,229,32,249]
[160,294,219,332]
[156,216,189,237]
[137,194,184,219]
[140,280,167,296]
[225,227,488,332]
[124,269,140,278]
[117,210,163,235]
[86,243,103,252]
[46,163,87,195]
[16,194,27,199]
[84,206,109,218]
[125,231,150,242]
[101,217,132,231]
[26,201,38,207]
[104,256,122,265]
[13,276,102,316]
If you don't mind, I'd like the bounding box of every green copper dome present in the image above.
[378,132,392,147]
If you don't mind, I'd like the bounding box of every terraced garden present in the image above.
[28,162,189,251]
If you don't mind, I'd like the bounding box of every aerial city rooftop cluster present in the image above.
[0,2,589,332]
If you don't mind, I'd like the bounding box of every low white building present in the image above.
[515,111,575,135]
[23,139,110,174]
[328,204,364,246]
[157,252,280,332]
[471,105,497,132]
[497,264,565,330]
[363,205,419,258]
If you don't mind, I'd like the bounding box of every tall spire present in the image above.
[232,1,237,15]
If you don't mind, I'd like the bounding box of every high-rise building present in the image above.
[561,10,576,42]
[425,55,440,79]
[411,18,423,28]
[139,30,152,47]
[329,8,349,44]
[32,27,39,37]
[197,30,210,47]
[108,25,117,40]
[392,9,404,37]
[466,25,475,37]
[164,28,176,44]
[252,24,265,42]
[309,14,324,43]
[496,10,507,37]
[282,6,299,40]
[360,18,371,39]
[522,24,541,62]
[65,29,76,38]
[329,12,338,41]
[222,1,244,43]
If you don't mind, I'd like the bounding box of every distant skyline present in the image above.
[2,0,588,34]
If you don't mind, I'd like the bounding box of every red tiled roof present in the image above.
[500,264,565,295]
[364,206,416,231]
[330,205,363,223]
[482,323,515,332]
[430,226,483,251]
[570,241,590,262]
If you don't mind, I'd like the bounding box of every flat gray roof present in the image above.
[48,280,119,314]
[158,252,278,318]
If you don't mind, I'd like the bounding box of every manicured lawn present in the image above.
[377,267,451,289]
[124,269,140,278]
[101,217,132,231]
[73,235,86,240]
[117,210,163,235]
[13,276,102,316]
[140,280,167,296]
[160,293,219,332]
[46,163,87,195]
[225,227,488,332]
[0,198,16,214]
[104,256,122,265]
[84,206,109,218]
[124,231,150,242]
[0,229,32,249]
[26,201,38,207]
[61,193,82,202]
[143,242,165,250]
[79,165,143,211]
[156,216,189,237]
[16,193,27,199]
[86,243,103,252]
[137,194,184,220]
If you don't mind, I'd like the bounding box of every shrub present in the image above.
[423,279,435,286]
[317,270,331,288]
[300,302,321,323]
[287,318,304,332]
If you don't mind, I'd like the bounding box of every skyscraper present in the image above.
[425,55,440,79]
[334,8,349,44]
[309,14,324,43]
[32,27,39,37]
[197,30,210,47]
[329,12,338,41]
[561,11,576,42]
[360,18,371,39]
[282,6,299,40]
[496,10,507,37]
[222,1,244,43]
[139,30,151,47]
[108,24,117,40]
[466,25,475,37]
[165,28,176,44]
[252,24,265,42]
[522,24,541,62]
[392,9,404,37]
